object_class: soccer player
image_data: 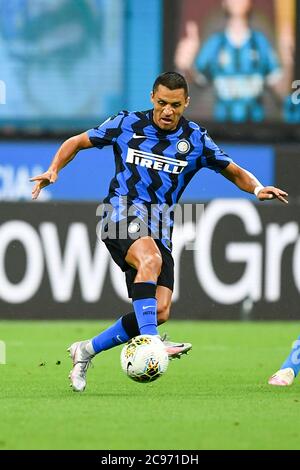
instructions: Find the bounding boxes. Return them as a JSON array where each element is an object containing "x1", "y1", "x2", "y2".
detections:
[
  {"x1": 175, "y1": 0, "x2": 288, "y2": 122},
  {"x1": 31, "y1": 72, "x2": 288, "y2": 392},
  {"x1": 268, "y1": 337, "x2": 300, "y2": 386}
]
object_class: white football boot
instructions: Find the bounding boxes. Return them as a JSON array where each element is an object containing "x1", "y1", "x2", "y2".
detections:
[
  {"x1": 68, "y1": 341, "x2": 94, "y2": 392},
  {"x1": 268, "y1": 367, "x2": 295, "y2": 386},
  {"x1": 160, "y1": 334, "x2": 192, "y2": 360}
]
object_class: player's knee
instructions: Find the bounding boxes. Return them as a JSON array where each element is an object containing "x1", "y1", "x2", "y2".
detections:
[
  {"x1": 140, "y1": 252, "x2": 162, "y2": 275},
  {"x1": 157, "y1": 303, "x2": 171, "y2": 324}
]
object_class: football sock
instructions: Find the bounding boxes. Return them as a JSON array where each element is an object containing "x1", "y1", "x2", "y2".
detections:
[
  {"x1": 88, "y1": 282, "x2": 158, "y2": 354},
  {"x1": 281, "y1": 337, "x2": 300, "y2": 377},
  {"x1": 131, "y1": 281, "x2": 158, "y2": 335},
  {"x1": 121, "y1": 311, "x2": 140, "y2": 338},
  {"x1": 91, "y1": 317, "x2": 130, "y2": 354}
]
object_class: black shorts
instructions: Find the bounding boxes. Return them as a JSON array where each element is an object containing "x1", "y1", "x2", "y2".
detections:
[{"x1": 101, "y1": 217, "x2": 174, "y2": 298}]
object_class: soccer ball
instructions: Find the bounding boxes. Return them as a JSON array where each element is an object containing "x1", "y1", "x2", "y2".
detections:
[{"x1": 120, "y1": 334, "x2": 169, "y2": 383}]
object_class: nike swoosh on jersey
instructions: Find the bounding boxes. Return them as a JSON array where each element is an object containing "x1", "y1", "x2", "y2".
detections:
[{"x1": 132, "y1": 133, "x2": 146, "y2": 139}]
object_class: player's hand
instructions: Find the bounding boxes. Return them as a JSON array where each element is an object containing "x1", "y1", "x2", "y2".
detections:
[
  {"x1": 30, "y1": 169, "x2": 58, "y2": 200},
  {"x1": 174, "y1": 21, "x2": 200, "y2": 71},
  {"x1": 257, "y1": 186, "x2": 288, "y2": 204}
]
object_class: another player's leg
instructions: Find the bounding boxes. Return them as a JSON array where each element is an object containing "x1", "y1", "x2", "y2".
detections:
[{"x1": 268, "y1": 338, "x2": 300, "y2": 386}]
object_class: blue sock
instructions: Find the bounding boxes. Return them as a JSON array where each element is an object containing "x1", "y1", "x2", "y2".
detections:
[
  {"x1": 281, "y1": 337, "x2": 300, "y2": 377},
  {"x1": 91, "y1": 317, "x2": 130, "y2": 354},
  {"x1": 132, "y1": 282, "x2": 158, "y2": 335}
]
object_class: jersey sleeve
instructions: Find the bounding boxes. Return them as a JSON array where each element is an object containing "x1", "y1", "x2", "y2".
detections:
[
  {"x1": 200, "y1": 130, "x2": 233, "y2": 173},
  {"x1": 254, "y1": 32, "x2": 282, "y2": 83},
  {"x1": 87, "y1": 111, "x2": 126, "y2": 148},
  {"x1": 195, "y1": 33, "x2": 222, "y2": 79}
]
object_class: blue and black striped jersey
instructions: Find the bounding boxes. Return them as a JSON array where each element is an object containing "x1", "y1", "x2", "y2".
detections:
[
  {"x1": 196, "y1": 30, "x2": 281, "y2": 122},
  {"x1": 88, "y1": 109, "x2": 232, "y2": 250}
]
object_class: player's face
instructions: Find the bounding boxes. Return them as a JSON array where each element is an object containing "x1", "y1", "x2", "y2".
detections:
[
  {"x1": 223, "y1": 0, "x2": 252, "y2": 17},
  {"x1": 151, "y1": 85, "x2": 190, "y2": 131}
]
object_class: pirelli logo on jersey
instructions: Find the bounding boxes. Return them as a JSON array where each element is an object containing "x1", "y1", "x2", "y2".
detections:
[{"x1": 126, "y1": 148, "x2": 188, "y2": 174}]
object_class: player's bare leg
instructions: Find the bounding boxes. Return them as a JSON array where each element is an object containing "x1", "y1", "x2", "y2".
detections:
[
  {"x1": 125, "y1": 236, "x2": 162, "y2": 284},
  {"x1": 156, "y1": 285, "x2": 172, "y2": 324},
  {"x1": 156, "y1": 285, "x2": 192, "y2": 359}
]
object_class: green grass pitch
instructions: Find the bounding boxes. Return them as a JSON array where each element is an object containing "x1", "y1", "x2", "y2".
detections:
[{"x1": 1, "y1": 320, "x2": 300, "y2": 450}]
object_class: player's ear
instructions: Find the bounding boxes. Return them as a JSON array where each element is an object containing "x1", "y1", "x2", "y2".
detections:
[
  {"x1": 150, "y1": 91, "x2": 154, "y2": 105},
  {"x1": 184, "y1": 96, "x2": 190, "y2": 108}
]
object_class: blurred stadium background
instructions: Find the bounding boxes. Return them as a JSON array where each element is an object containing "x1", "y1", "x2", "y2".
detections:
[
  {"x1": 0, "y1": 0, "x2": 299, "y2": 321},
  {"x1": 1, "y1": 0, "x2": 300, "y2": 451}
]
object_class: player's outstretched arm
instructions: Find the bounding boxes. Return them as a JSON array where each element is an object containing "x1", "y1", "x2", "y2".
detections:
[
  {"x1": 221, "y1": 162, "x2": 288, "y2": 204},
  {"x1": 30, "y1": 132, "x2": 93, "y2": 200}
]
